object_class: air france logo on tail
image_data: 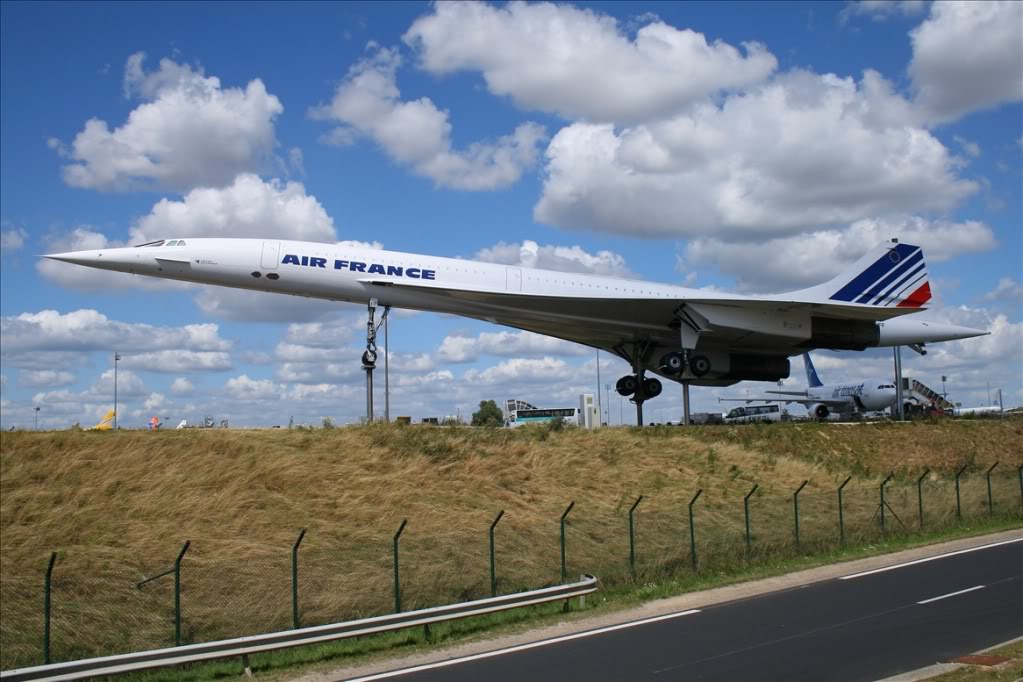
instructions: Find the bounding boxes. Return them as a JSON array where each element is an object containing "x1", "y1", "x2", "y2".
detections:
[{"x1": 829, "y1": 243, "x2": 931, "y2": 308}]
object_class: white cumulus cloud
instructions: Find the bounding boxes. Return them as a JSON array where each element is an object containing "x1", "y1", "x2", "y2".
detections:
[
  {"x1": 535, "y1": 69, "x2": 976, "y2": 240},
  {"x1": 403, "y1": 1, "x2": 777, "y2": 123},
  {"x1": 1, "y1": 227, "x2": 28, "y2": 251},
  {"x1": 685, "y1": 216, "x2": 998, "y2": 292},
  {"x1": 909, "y1": 1, "x2": 1023, "y2": 124},
  {"x1": 58, "y1": 53, "x2": 283, "y2": 191},
  {"x1": 310, "y1": 45, "x2": 545, "y2": 190},
  {"x1": 474, "y1": 240, "x2": 633, "y2": 277}
]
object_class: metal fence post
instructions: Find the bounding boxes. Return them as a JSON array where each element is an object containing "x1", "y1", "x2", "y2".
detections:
[
  {"x1": 744, "y1": 485, "x2": 758, "y2": 556},
  {"x1": 688, "y1": 489, "x2": 703, "y2": 572},
  {"x1": 393, "y1": 519, "x2": 407, "y2": 613},
  {"x1": 43, "y1": 552, "x2": 57, "y2": 664},
  {"x1": 986, "y1": 462, "x2": 1000, "y2": 516},
  {"x1": 838, "y1": 477, "x2": 852, "y2": 545},
  {"x1": 628, "y1": 496, "x2": 644, "y2": 577},
  {"x1": 1018, "y1": 465, "x2": 1023, "y2": 511},
  {"x1": 489, "y1": 510, "x2": 504, "y2": 598},
  {"x1": 954, "y1": 465, "x2": 968, "y2": 521},
  {"x1": 173, "y1": 541, "x2": 190, "y2": 647},
  {"x1": 291, "y1": 529, "x2": 306, "y2": 629},
  {"x1": 917, "y1": 469, "x2": 930, "y2": 528},
  {"x1": 560, "y1": 501, "x2": 575, "y2": 582},
  {"x1": 880, "y1": 473, "x2": 894, "y2": 532},
  {"x1": 793, "y1": 481, "x2": 808, "y2": 550}
]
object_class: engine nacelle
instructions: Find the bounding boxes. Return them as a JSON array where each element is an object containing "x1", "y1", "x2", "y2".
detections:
[
  {"x1": 809, "y1": 403, "x2": 830, "y2": 420},
  {"x1": 721, "y1": 354, "x2": 791, "y2": 382},
  {"x1": 808, "y1": 316, "x2": 880, "y2": 351}
]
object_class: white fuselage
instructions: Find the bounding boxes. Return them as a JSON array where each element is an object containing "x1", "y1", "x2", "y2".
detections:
[
  {"x1": 44, "y1": 237, "x2": 987, "y2": 386},
  {"x1": 808, "y1": 381, "x2": 898, "y2": 414}
]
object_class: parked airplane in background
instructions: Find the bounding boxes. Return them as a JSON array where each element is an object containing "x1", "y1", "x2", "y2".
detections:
[
  {"x1": 45, "y1": 238, "x2": 986, "y2": 422},
  {"x1": 952, "y1": 404, "x2": 1003, "y2": 417},
  {"x1": 87, "y1": 409, "x2": 115, "y2": 431},
  {"x1": 720, "y1": 353, "x2": 898, "y2": 420}
]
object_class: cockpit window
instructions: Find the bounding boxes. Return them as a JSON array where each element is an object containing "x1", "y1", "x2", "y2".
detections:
[
  {"x1": 176, "y1": 240, "x2": 186, "y2": 246},
  {"x1": 167, "y1": 240, "x2": 179, "y2": 246},
  {"x1": 135, "y1": 240, "x2": 165, "y2": 248}
]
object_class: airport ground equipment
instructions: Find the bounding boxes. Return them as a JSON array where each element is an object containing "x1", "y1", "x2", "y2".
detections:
[{"x1": 0, "y1": 576, "x2": 597, "y2": 682}]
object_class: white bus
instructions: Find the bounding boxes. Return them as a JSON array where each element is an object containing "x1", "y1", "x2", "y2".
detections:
[
  {"x1": 723, "y1": 404, "x2": 784, "y2": 424},
  {"x1": 508, "y1": 407, "x2": 580, "y2": 427}
]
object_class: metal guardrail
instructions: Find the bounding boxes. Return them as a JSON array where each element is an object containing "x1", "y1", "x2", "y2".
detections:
[{"x1": 1, "y1": 575, "x2": 597, "y2": 682}]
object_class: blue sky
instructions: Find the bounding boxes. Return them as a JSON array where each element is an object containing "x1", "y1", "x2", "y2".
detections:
[{"x1": 1, "y1": 0, "x2": 1020, "y2": 428}]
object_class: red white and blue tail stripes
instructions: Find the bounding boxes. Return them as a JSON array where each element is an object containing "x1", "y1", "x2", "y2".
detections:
[{"x1": 829, "y1": 243, "x2": 931, "y2": 308}]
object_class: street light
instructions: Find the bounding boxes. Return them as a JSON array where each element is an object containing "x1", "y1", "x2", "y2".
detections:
[
  {"x1": 34, "y1": 406, "x2": 40, "y2": 431},
  {"x1": 941, "y1": 375, "x2": 947, "y2": 398},
  {"x1": 604, "y1": 383, "x2": 611, "y2": 426},
  {"x1": 113, "y1": 352, "x2": 121, "y2": 430}
]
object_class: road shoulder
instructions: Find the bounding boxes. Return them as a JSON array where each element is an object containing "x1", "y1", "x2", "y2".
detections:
[{"x1": 289, "y1": 529, "x2": 1023, "y2": 682}]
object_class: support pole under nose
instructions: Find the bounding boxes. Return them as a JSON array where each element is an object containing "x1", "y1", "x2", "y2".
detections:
[{"x1": 682, "y1": 381, "x2": 691, "y2": 426}]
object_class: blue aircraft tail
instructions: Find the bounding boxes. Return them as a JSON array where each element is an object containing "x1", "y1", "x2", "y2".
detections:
[{"x1": 803, "y1": 353, "x2": 824, "y2": 388}]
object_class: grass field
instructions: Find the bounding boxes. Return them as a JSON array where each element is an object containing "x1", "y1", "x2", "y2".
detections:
[{"x1": 1, "y1": 419, "x2": 1020, "y2": 669}]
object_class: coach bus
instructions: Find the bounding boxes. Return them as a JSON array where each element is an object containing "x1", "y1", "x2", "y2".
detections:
[
  {"x1": 723, "y1": 404, "x2": 785, "y2": 424},
  {"x1": 508, "y1": 407, "x2": 580, "y2": 427}
]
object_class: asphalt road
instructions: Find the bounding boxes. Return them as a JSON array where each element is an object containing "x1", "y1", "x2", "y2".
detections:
[{"x1": 346, "y1": 538, "x2": 1023, "y2": 682}]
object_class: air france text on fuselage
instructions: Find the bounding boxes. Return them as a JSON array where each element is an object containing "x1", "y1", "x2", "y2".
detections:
[{"x1": 282, "y1": 254, "x2": 436, "y2": 280}]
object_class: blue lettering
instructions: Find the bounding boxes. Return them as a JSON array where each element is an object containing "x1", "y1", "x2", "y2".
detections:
[
  {"x1": 386, "y1": 265, "x2": 403, "y2": 276},
  {"x1": 334, "y1": 259, "x2": 349, "y2": 270},
  {"x1": 368, "y1": 263, "x2": 385, "y2": 274},
  {"x1": 350, "y1": 262, "x2": 367, "y2": 273},
  {"x1": 300, "y1": 256, "x2": 309, "y2": 266},
  {"x1": 283, "y1": 254, "x2": 300, "y2": 265},
  {"x1": 406, "y1": 268, "x2": 421, "y2": 278},
  {"x1": 422, "y1": 269, "x2": 436, "y2": 280},
  {"x1": 310, "y1": 257, "x2": 327, "y2": 268}
]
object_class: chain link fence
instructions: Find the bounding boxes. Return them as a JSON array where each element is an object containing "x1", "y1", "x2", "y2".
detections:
[{"x1": 2, "y1": 471, "x2": 1020, "y2": 670}]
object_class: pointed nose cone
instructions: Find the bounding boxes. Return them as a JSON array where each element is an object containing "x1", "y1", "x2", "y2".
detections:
[{"x1": 43, "y1": 250, "x2": 101, "y2": 266}]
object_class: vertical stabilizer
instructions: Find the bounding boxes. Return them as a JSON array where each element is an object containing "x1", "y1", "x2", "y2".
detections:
[
  {"x1": 803, "y1": 353, "x2": 824, "y2": 388},
  {"x1": 790, "y1": 242, "x2": 931, "y2": 309}
]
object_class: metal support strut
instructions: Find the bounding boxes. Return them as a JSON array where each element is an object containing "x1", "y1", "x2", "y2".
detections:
[
  {"x1": 364, "y1": 299, "x2": 378, "y2": 423},
  {"x1": 363, "y1": 301, "x2": 391, "y2": 424}
]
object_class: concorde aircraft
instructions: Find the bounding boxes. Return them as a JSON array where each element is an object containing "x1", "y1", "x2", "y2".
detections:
[
  {"x1": 45, "y1": 238, "x2": 986, "y2": 421},
  {"x1": 719, "y1": 352, "x2": 898, "y2": 420}
]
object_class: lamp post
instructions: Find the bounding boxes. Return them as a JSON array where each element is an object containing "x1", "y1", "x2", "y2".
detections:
[
  {"x1": 34, "y1": 406, "x2": 40, "y2": 431},
  {"x1": 596, "y1": 349, "x2": 602, "y2": 427},
  {"x1": 941, "y1": 375, "x2": 947, "y2": 399},
  {"x1": 604, "y1": 383, "x2": 611, "y2": 426},
  {"x1": 113, "y1": 352, "x2": 120, "y2": 430}
]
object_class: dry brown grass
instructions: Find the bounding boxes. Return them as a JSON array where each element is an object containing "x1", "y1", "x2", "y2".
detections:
[{"x1": 1, "y1": 421, "x2": 1020, "y2": 667}]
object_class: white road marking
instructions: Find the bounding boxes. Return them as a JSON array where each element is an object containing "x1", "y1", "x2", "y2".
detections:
[
  {"x1": 344, "y1": 609, "x2": 703, "y2": 681},
  {"x1": 839, "y1": 537, "x2": 1023, "y2": 580},
  {"x1": 916, "y1": 584, "x2": 986, "y2": 605}
]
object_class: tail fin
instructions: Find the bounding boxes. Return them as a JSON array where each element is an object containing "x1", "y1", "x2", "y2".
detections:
[
  {"x1": 796, "y1": 242, "x2": 931, "y2": 309},
  {"x1": 91, "y1": 409, "x2": 115, "y2": 430},
  {"x1": 803, "y1": 353, "x2": 824, "y2": 388}
]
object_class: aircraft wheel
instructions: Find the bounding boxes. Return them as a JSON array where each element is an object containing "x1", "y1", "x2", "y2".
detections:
[
  {"x1": 616, "y1": 375, "x2": 638, "y2": 397},
  {"x1": 643, "y1": 377, "x2": 663, "y2": 398},
  {"x1": 659, "y1": 352, "x2": 684, "y2": 375},
  {"x1": 689, "y1": 355, "x2": 712, "y2": 377}
]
